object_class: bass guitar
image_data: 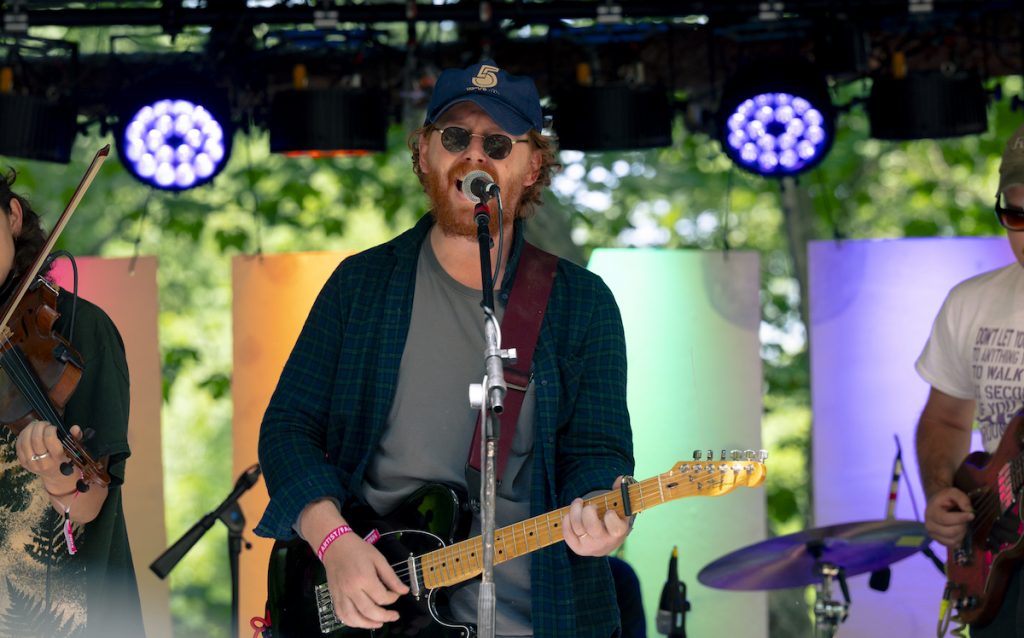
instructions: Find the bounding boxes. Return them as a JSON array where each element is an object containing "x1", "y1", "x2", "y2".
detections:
[
  {"x1": 266, "y1": 453, "x2": 767, "y2": 637},
  {"x1": 947, "y1": 412, "x2": 1024, "y2": 625}
]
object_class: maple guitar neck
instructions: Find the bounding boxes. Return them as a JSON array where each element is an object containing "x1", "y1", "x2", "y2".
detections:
[{"x1": 420, "y1": 453, "x2": 768, "y2": 589}]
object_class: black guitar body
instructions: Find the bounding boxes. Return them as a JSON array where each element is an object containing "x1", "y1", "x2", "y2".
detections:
[
  {"x1": 262, "y1": 458, "x2": 768, "y2": 637},
  {"x1": 266, "y1": 484, "x2": 475, "y2": 638}
]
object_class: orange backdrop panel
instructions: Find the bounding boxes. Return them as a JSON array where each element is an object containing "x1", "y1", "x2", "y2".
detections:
[
  {"x1": 51, "y1": 256, "x2": 171, "y2": 638},
  {"x1": 232, "y1": 252, "x2": 350, "y2": 636}
]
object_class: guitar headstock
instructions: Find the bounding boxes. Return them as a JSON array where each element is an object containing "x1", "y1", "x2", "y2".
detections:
[{"x1": 656, "y1": 449, "x2": 768, "y2": 501}]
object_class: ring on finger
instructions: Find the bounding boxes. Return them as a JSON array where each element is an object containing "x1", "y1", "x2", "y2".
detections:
[{"x1": 30, "y1": 452, "x2": 49, "y2": 461}]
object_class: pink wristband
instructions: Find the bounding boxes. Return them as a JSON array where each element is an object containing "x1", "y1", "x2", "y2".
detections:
[{"x1": 317, "y1": 524, "x2": 353, "y2": 562}]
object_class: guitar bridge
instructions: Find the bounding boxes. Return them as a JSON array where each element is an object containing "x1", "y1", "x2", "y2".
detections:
[{"x1": 315, "y1": 582, "x2": 344, "y2": 634}]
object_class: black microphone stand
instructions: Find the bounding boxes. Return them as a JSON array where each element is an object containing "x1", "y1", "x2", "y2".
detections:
[
  {"x1": 150, "y1": 463, "x2": 261, "y2": 638},
  {"x1": 467, "y1": 192, "x2": 514, "y2": 638}
]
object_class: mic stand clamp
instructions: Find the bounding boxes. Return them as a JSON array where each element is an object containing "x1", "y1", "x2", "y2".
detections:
[{"x1": 467, "y1": 201, "x2": 515, "y2": 638}]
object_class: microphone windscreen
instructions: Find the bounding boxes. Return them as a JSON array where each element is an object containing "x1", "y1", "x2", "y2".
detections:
[{"x1": 461, "y1": 170, "x2": 494, "y2": 203}]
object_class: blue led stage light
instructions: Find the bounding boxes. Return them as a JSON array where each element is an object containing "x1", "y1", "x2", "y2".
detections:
[
  {"x1": 115, "y1": 81, "x2": 233, "y2": 191},
  {"x1": 717, "y1": 61, "x2": 835, "y2": 178}
]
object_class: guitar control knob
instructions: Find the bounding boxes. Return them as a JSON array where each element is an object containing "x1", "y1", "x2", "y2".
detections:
[{"x1": 693, "y1": 449, "x2": 702, "y2": 460}]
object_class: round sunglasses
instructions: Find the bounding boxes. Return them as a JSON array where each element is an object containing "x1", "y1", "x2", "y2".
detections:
[
  {"x1": 995, "y1": 193, "x2": 1024, "y2": 232},
  {"x1": 438, "y1": 126, "x2": 529, "y2": 160}
]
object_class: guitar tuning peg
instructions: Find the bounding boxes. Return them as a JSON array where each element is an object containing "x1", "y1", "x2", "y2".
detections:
[
  {"x1": 758, "y1": 449, "x2": 769, "y2": 462},
  {"x1": 730, "y1": 449, "x2": 741, "y2": 460},
  {"x1": 706, "y1": 449, "x2": 713, "y2": 461},
  {"x1": 721, "y1": 449, "x2": 727, "y2": 461},
  {"x1": 693, "y1": 449, "x2": 702, "y2": 460},
  {"x1": 745, "y1": 449, "x2": 755, "y2": 460}
]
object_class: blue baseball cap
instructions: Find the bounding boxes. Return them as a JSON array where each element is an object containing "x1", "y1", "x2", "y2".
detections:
[{"x1": 424, "y1": 60, "x2": 544, "y2": 136}]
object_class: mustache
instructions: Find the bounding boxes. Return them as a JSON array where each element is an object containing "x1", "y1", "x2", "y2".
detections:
[{"x1": 447, "y1": 164, "x2": 497, "y2": 187}]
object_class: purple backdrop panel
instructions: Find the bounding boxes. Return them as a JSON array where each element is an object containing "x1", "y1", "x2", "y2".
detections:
[{"x1": 810, "y1": 237, "x2": 1015, "y2": 637}]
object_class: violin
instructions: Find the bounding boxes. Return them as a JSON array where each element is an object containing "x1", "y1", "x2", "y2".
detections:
[{"x1": 0, "y1": 145, "x2": 111, "y2": 491}]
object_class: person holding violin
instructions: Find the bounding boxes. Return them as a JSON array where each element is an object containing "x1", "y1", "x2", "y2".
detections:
[{"x1": 0, "y1": 169, "x2": 144, "y2": 637}]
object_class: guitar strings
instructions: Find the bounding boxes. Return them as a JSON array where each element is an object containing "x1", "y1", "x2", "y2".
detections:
[{"x1": 379, "y1": 477, "x2": 683, "y2": 584}]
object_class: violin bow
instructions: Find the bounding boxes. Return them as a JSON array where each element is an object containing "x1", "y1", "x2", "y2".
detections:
[{"x1": 0, "y1": 144, "x2": 110, "y2": 333}]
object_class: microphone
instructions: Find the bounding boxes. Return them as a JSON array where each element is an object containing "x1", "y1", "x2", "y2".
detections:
[
  {"x1": 656, "y1": 546, "x2": 690, "y2": 637},
  {"x1": 869, "y1": 443, "x2": 903, "y2": 592},
  {"x1": 461, "y1": 170, "x2": 500, "y2": 204},
  {"x1": 228, "y1": 463, "x2": 262, "y2": 501}
]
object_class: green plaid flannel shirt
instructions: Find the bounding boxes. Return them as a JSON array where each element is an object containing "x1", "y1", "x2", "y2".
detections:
[{"x1": 256, "y1": 213, "x2": 634, "y2": 637}]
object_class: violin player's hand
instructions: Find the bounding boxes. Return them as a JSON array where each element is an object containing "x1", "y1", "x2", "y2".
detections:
[{"x1": 15, "y1": 420, "x2": 82, "y2": 479}]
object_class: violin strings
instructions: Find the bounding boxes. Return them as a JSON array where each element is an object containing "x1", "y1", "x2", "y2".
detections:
[{"x1": 0, "y1": 332, "x2": 87, "y2": 468}]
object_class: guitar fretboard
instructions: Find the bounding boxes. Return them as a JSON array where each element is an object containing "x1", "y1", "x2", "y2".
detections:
[{"x1": 417, "y1": 461, "x2": 762, "y2": 589}]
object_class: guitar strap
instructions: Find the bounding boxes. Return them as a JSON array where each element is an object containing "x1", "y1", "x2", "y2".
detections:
[{"x1": 465, "y1": 241, "x2": 557, "y2": 505}]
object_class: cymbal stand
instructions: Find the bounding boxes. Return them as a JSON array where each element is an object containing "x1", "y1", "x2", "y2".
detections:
[{"x1": 809, "y1": 541, "x2": 850, "y2": 638}]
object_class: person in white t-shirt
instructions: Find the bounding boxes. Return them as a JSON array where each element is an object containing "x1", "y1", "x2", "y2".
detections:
[{"x1": 916, "y1": 123, "x2": 1024, "y2": 636}]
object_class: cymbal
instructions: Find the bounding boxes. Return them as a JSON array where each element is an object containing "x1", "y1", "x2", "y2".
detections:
[{"x1": 698, "y1": 519, "x2": 930, "y2": 590}]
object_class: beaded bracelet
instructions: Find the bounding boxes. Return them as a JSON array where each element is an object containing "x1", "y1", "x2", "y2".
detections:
[{"x1": 317, "y1": 524, "x2": 353, "y2": 562}]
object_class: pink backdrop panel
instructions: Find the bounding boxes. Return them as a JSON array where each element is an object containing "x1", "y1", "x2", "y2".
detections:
[{"x1": 51, "y1": 255, "x2": 171, "y2": 638}]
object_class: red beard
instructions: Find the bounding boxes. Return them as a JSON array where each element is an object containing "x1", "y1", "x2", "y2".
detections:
[{"x1": 426, "y1": 163, "x2": 525, "y2": 238}]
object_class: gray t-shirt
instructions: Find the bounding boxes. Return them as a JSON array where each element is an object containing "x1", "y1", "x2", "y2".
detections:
[{"x1": 362, "y1": 237, "x2": 536, "y2": 636}]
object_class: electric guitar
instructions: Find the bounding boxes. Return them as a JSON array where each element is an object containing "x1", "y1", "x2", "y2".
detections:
[
  {"x1": 947, "y1": 412, "x2": 1024, "y2": 625},
  {"x1": 265, "y1": 454, "x2": 767, "y2": 637}
]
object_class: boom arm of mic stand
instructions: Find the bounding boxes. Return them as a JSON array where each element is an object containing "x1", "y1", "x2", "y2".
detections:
[
  {"x1": 149, "y1": 463, "x2": 261, "y2": 579},
  {"x1": 149, "y1": 511, "x2": 218, "y2": 579}
]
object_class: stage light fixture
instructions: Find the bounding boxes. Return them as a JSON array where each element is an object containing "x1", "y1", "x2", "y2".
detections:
[
  {"x1": 867, "y1": 70, "x2": 987, "y2": 140},
  {"x1": 269, "y1": 88, "x2": 388, "y2": 157},
  {"x1": 114, "y1": 80, "x2": 233, "y2": 191},
  {"x1": 552, "y1": 85, "x2": 673, "y2": 152},
  {"x1": 0, "y1": 93, "x2": 77, "y2": 163},
  {"x1": 717, "y1": 60, "x2": 836, "y2": 178}
]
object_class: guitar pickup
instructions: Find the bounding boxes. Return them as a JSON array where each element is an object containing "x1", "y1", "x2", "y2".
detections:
[
  {"x1": 998, "y1": 463, "x2": 1017, "y2": 512},
  {"x1": 407, "y1": 554, "x2": 421, "y2": 600},
  {"x1": 954, "y1": 527, "x2": 974, "y2": 566}
]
